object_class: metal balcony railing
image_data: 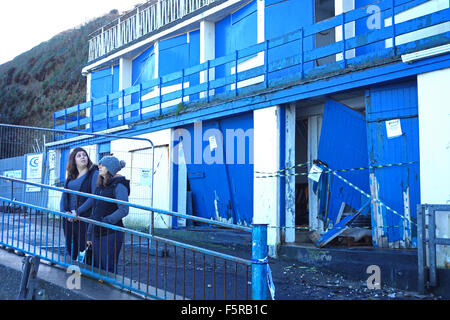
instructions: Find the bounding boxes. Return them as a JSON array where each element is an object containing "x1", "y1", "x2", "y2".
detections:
[{"x1": 88, "y1": 0, "x2": 219, "y2": 61}]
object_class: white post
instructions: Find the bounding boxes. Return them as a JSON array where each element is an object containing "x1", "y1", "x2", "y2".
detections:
[
  {"x1": 308, "y1": 115, "x2": 323, "y2": 233},
  {"x1": 119, "y1": 58, "x2": 133, "y2": 117},
  {"x1": 254, "y1": 106, "x2": 281, "y2": 257},
  {"x1": 85, "y1": 73, "x2": 92, "y2": 129},
  {"x1": 200, "y1": 20, "x2": 215, "y2": 98},
  {"x1": 335, "y1": 0, "x2": 355, "y2": 61},
  {"x1": 285, "y1": 103, "x2": 296, "y2": 243}
]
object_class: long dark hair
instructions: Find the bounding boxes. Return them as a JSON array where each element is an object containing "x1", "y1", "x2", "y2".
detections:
[
  {"x1": 97, "y1": 171, "x2": 114, "y2": 187},
  {"x1": 66, "y1": 147, "x2": 94, "y2": 181}
]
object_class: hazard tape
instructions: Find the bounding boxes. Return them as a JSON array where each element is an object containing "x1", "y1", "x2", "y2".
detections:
[
  {"x1": 255, "y1": 161, "x2": 417, "y2": 179},
  {"x1": 255, "y1": 162, "x2": 310, "y2": 175},
  {"x1": 328, "y1": 168, "x2": 417, "y2": 228},
  {"x1": 256, "y1": 160, "x2": 418, "y2": 231}
]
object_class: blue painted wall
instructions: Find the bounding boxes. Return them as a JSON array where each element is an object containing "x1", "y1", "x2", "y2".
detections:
[
  {"x1": 265, "y1": 0, "x2": 315, "y2": 81},
  {"x1": 354, "y1": 0, "x2": 387, "y2": 58},
  {"x1": 132, "y1": 45, "x2": 155, "y2": 86},
  {"x1": 215, "y1": 0, "x2": 257, "y2": 93},
  {"x1": 91, "y1": 65, "x2": 120, "y2": 131},
  {"x1": 177, "y1": 112, "x2": 254, "y2": 225},
  {"x1": 131, "y1": 45, "x2": 155, "y2": 119},
  {"x1": 159, "y1": 30, "x2": 200, "y2": 100},
  {"x1": 366, "y1": 79, "x2": 420, "y2": 247}
]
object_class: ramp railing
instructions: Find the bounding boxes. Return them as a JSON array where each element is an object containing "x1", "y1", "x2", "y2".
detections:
[
  {"x1": 417, "y1": 204, "x2": 450, "y2": 294},
  {"x1": 0, "y1": 175, "x2": 267, "y2": 300}
]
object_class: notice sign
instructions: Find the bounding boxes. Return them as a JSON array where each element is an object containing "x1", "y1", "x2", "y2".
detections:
[
  {"x1": 208, "y1": 135, "x2": 218, "y2": 151},
  {"x1": 385, "y1": 119, "x2": 403, "y2": 139},
  {"x1": 26, "y1": 154, "x2": 43, "y2": 192},
  {"x1": 140, "y1": 169, "x2": 152, "y2": 186},
  {"x1": 3, "y1": 170, "x2": 22, "y2": 179},
  {"x1": 308, "y1": 164, "x2": 323, "y2": 183}
]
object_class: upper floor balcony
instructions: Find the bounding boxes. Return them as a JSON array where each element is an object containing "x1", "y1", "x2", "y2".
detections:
[
  {"x1": 88, "y1": 0, "x2": 221, "y2": 62},
  {"x1": 54, "y1": 0, "x2": 450, "y2": 137}
]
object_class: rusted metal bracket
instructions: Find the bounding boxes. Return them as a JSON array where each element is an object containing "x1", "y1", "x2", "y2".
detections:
[{"x1": 17, "y1": 256, "x2": 46, "y2": 300}]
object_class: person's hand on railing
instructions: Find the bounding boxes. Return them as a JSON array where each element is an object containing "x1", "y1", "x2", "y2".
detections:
[{"x1": 66, "y1": 210, "x2": 76, "y2": 222}]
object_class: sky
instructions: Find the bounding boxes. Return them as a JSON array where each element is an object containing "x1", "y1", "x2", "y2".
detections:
[{"x1": 0, "y1": 0, "x2": 142, "y2": 65}]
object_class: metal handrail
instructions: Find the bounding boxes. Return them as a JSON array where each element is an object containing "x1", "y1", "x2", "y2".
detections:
[
  {"x1": 0, "y1": 176, "x2": 266, "y2": 300},
  {"x1": 0, "y1": 175, "x2": 252, "y2": 232},
  {"x1": 88, "y1": 0, "x2": 218, "y2": 61}
]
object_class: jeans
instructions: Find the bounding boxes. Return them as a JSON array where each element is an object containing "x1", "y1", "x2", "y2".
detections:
[
  {"x1": 63, "y1": 219, "x2": 88, "y2": 261},
  {"x1": 91, "y1": 230, "x2": 124, "y2": 274}
]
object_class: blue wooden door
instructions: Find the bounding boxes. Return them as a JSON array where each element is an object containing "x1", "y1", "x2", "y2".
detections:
[
  {"x1": 366, "y1": 80, "x2": 420, "y2": 248},
  {"x1": 178, "y1": 112, "x2": 254, "y2": 225},
  {"x1": 318, "y1": 99, "x2": 370, "y2": 228}
]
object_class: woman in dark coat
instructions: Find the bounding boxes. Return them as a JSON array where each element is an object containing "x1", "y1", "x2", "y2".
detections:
[
  {"x1": 87, "y1": 155, "x2": 130, "y2": 273},
  {"x1": 60, "y1": 147, "x2": 99, "y2": 261}
]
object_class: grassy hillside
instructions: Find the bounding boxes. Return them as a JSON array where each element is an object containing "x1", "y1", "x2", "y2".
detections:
[{"x1": 0, "y1": 11, "x2": 120, "y2": 128}]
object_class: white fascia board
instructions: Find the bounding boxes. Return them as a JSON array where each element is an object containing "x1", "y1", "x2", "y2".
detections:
[
  {"x1": 82, "y1": 0, "x2": 249, "y2": 76},
  {"x1": 402, "y1": 44, "x2": 450, "y2": 64}
]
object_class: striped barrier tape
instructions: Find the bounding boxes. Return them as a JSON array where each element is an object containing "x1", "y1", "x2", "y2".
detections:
[{"x1": 255, "y1": 161, "x2": 417, "y2": 179}]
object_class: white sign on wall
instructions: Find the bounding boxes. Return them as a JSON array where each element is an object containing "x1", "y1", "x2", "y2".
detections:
[
  {"x1": 26, "y1": 154, "x2": 43, "y2": 192},
  {"x1": 385, "y1": 119, "x2": 403, "y2": 139},
  {"x1": 140, "y1": 169, "x2": 152, "y2": 186}
]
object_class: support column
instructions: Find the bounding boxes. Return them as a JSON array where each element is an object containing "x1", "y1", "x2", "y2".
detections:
[
  {"x1": 119, "y1": 58, "x2": 133, "y2": 110},
  {"x1": 200, "y1": 20, "x2": 215, "y2": 98},
  {"x1": 335, "y1": 0, "x2": 355, "y2": 61},
  {"x1": 418, "y1": 67, "x2": 450, "y2": 268},
  {"x1": 308, "y1": 115, "x2": 323, "y2": 233},
  {"x1": 254, "y1": 106, "x2": 281, "y2": 258},
  {"x1": 285, "y1": 103, "x2": 296, "y2": 243},
  {"x1": 85, "y1": 73, "x2": 92, "y2": 129}
]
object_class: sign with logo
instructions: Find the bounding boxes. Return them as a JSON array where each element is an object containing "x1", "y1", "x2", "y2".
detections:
[{"x1": 26, "y1": 154, "x2": 43, "y2": 192}]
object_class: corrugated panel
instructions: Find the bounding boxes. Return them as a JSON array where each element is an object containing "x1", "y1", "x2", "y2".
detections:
[
  {"x1": 318, "y1": 99, "x2": 370, "y2": 228},
  {"x1": 366, "y1": 79, "x2": 420, "y2": 248}
]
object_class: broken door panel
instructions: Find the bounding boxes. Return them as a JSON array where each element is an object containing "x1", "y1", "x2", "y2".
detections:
[
  {"x1": 366, "y1": 80, "x2": 420, "y2": 248},
  {"x1": 317, "y1": 99, "x2": 370, "y2": 229}
]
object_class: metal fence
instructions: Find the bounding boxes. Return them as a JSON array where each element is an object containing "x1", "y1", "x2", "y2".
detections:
[
  {"x1": 0, "y1": 124, "x2": 267, "y2": 300},
  {"x1": 0, "y1": 124, "x2": 157, "y2": 234},
  {"x1": 417, "y1": 204, "x2": 450, "y2": 294}
]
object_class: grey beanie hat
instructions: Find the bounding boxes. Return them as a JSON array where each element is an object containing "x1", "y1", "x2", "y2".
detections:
[{"x1": 99, "y1": 156, "x2": 126, "y2": 176}]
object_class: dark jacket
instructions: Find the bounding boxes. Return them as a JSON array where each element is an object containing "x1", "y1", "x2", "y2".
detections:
[
  {"x1": 89, "y1": 176, "x2": 130, "y2": 238},
  {"x1": 62, "y1": 165, "x2": 99, "y2": 217}
]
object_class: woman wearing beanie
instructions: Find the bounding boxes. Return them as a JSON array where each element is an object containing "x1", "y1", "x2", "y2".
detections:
[
  {"x1": 60, "y1": 147, "x2": 99, "y2": 262},
  {"x1": 86, "y1": 155, "x2": 130, "y2": 273}
]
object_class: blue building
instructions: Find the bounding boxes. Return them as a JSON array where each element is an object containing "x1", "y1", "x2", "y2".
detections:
[{"x1": 51, "y1": 0, "x2": 450, "y2": 259}]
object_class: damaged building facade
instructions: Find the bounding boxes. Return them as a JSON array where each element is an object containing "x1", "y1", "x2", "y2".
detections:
[{"x1": 47, "y1": 0, "x2": 449, "y2": 260}]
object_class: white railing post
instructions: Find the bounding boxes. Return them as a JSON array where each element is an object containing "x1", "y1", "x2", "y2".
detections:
[
  {"x1": 118, "y1": 18, "x2": 122, "y2": 48},
  {"x1": 157, "y1": 0, "x2": 162, "y2": 28}
]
